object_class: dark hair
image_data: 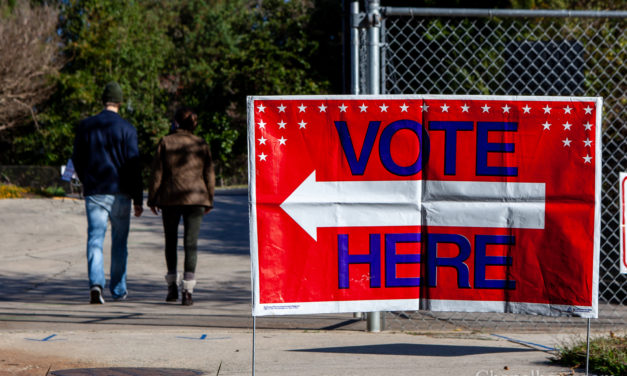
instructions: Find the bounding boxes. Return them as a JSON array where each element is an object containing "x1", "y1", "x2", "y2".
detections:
[{"x1": 174, "y1": 107, "x2": 197, "y2": 131}]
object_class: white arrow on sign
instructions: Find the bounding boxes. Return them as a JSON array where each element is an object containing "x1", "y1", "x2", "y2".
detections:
[{"x1": 280, "y1": 171, "x2": 545, "y2": 240}]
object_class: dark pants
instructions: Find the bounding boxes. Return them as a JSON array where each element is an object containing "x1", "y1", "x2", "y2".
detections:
[{"x1": 161, "y1": 205, "x2": 205, "y2": 277}]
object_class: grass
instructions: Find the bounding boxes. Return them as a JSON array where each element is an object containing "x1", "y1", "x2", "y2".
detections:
[
  {"x1": 552, "y1": 332, "x2": 626, "y2": 376},
  {"x1": 0, "y1": 184, "x2": 66, "y2": 199}
]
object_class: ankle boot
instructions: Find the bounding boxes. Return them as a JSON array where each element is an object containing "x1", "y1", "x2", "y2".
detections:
[
  {"x1": 165, "y1": 273, "x2": 180, "y2": 302},
  {"x1": 181, "y1": 279, "x2": 196, "y2": 306}
]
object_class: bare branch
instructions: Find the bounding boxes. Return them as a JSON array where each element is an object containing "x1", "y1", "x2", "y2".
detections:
[{"x1": 0, "y1": 0, "x2": 65, "y2": 132}]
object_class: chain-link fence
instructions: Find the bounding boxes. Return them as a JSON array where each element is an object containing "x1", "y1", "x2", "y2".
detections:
[{"x1": 353, "y1": 5, "x2": 626, "y2": 331}]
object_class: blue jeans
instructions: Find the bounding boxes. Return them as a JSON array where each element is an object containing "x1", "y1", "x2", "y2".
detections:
[{"x1": 85, "y1": 194, "x2": 131, "y2": 299}]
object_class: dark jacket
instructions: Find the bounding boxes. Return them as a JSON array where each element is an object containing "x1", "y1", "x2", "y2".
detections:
[
  {"x1": 72, "y1": 110, "x2": 143, "y2": 205},
  {"x1": 148, "y1": 129, "x2": 215, "y2": 208}
]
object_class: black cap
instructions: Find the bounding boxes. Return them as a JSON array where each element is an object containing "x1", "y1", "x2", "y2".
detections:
[{"x1": 102, "y1": 81, "x2": 123, "y2": 103}]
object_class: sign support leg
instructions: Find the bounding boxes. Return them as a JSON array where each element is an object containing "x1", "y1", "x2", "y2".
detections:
[
  {"x1": 585, "y1": 318, "x2": 590, "y2": 376},
  {"x1": 252, "y1": 316, "x2": 256, "y2": 376}
]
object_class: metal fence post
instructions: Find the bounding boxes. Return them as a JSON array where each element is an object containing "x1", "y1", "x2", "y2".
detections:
[
  {"x1": 350, "y1": 0, "x2": 364, "y2": 322},
  {"x1": 367, "y1": 0, "x2": 381, "y2": 95},
  {"x1": 366, "y1": 0, "x2": 383, "y2": 333},
  {"x1": 350, "y1": 1, "x2": 360, "y2": 96}
]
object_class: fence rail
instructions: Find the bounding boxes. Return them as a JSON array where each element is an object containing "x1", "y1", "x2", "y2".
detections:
[{"x1": 353, "y1": 3, "x2": 626, "y2": 331}]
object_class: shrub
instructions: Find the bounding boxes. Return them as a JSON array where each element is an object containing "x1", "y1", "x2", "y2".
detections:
[
  {"x1": 553, "y1": 332, "x2": 626, "y2": 376},
  {"x1": 0, "y1": 184, "x2": 29, "y2": 199}
]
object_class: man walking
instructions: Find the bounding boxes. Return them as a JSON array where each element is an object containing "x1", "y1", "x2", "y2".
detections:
[{"x1": 72, "y1": 81, "x2": 144, "y2": 304}]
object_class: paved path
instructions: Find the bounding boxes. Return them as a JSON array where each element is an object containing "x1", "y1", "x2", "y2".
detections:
[{"x1": 0, "y1": 194, "x2": 586, "y2": 375}]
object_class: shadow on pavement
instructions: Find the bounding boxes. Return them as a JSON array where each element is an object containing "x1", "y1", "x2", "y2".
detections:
[
  {"x1": 199, "y1": 193, "x2": 250, "y2": 256},
  {"x1": 139, "y1": 193, "x2": 250, "y2": 256},
  {"x1": 0, "y1": 275, "x2": 251, "y2": 305},
  {"x1": 51, "y1": 368, "x2": 205, "y2": 376},
  {"x1": 291, "y1": 343, "x2": 535, "y2": 356}
]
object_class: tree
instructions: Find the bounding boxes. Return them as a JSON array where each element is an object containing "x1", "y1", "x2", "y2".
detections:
[
  {"x1": 8, "y1": 0, "x2": 174, "y2": 166},
  {"x1": 169, "y1": 0, "x2": 333, "y2": 183},
  {"x1": 0, "y1": 0, "x2": 64, "y2": 132}
]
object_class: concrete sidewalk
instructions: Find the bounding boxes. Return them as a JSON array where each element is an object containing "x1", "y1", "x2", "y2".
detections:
[{"x1": 0, "y1": 195, "x2": 586, "y2": 375}]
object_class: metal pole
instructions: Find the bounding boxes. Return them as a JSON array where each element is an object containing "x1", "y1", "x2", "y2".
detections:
[
  {"x1": 252, "y1": 316, "x2": 256, "y2": 376},
  {"x1": 585, "y1": 318, "x2": 590, "y2": 376},
  {"x1": 367, "y1": 0, "x2": 381, "y2": 95},
  {"x1": 350, "y1": 0, "x2": 364, "y2": 322},
  {"x1": 350, "y1": 1, "x2": 360, "y2": 95},
  {"x1": 367, "y1": 311, "x2": 382, "y2": 332},
  {"x1": 381, "y1": 7, "x2": 627, "y2": 18},
  {"x1": 365, "y1": 0, "x2": 382, "y2": 334}
]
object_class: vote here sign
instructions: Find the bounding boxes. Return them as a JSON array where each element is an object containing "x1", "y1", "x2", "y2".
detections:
[{"x1": 248, "y1": 95, "x2": 601, "y2": 318}]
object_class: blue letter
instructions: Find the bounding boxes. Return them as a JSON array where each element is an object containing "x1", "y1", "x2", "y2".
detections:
[
  {"x1": 335, "y1": 121, "x2": 380, "y2": 175},
  {"x1": 474, "y1": 235, "x2": 516, "y2": 289},
  {"x1": 476, "y1": 122, "x2": 518, "y2": 176},
  {"x1": 385, "y1": 233, "x2": 421, "y2": 287},
  {"x1": 379, "y1": 119, "x2": 430, "y2": 176},
  {"x1": 428, "y1": 121, "x2": 474, "y2": 175},
  {"x1": 426, "y1": 233, "x2": 471, "y2": 288},
  {"x1": 338, "y1": 234, "x2": 381, "y2": 289}
]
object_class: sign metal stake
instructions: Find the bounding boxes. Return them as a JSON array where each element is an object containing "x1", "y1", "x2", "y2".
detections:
[
  {"x1": 585, "y1": 318, "x2": 590, "y2": 376},
  {"x1": 252, "y1": 316, "x2": 256, "y2": 376}
]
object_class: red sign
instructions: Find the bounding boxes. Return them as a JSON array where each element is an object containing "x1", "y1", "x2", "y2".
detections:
[
  {"x1": 248, "y1": 95, "x2": 601, "y2": 318},
  {"x1": 621, "y1": 172, "x2": 627, "y2": 274}
]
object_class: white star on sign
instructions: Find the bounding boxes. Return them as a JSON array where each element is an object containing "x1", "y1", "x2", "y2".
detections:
[
  {"x1": 584, "y1": 106, "x2": 593, "y2": 114},
  {"x1": 583, "y1": 138, "x2": 593, "y2": 147},
  {"x1": 278, "y1": 120, "x2": 287, "y2": 129},
  {"x1": 379, "y1": 104, "x2": 388, "y2": 112},
  {"x1": 258, "y1": 136, "x2": 267, "y2": 145},
  {"x1": 400, "y1": 103, "x2": 409, "y2": 112},
  {"x1": 563, "y1": 121, "x2": 572, "y2": 130},
  {"x1": 481, "y1": 104, "x2": 490, "y2": 113},
  {"x1": 359, "y1": 103, "x2": 368, "y2": 112},
  {"x1": 461, "y1": 104, "x2": 469, "y2": 112},
  {"x1": 564, "y1": 105, "x2": 573, "y2": 114},
  {"x1": 339, "y1": 104, "x2": 348, "y2": 112},
  {"x1": 277, "y1": 104, "x2": 286, "y2": 113},
  {"x1": 542, "y1": 121, "x2": 551, "y2": 130},
  {"x1": 440, "y1": 104, "x2": 450, "y2": 112},
  {"x1": 422, "y1": 103, "x2": 429, "y2": 112},
  {"x1": 584, "y1": 122, "x2": 593, "y2": 130},
  {"x1": 583, "y1": 155, "x2": 592, "y2": 163},
  {"x1": 502, "y1": 104, "x2": 511, "y2": 113},
  {"x1": 522, "y1": 105, "x2": 531, "y2": 114},
  {"x1": 298, "y1": 104, "x2": 307, "y2": 113},
  {"x1": 562, "y1": 138, "x2": 572, "y2": 147},
  {"x1": 257, "y1": 104, "x2": 266, "y2": 113},
  {"x1": 258, "y1": 120, "x2": 266, "y2": 129},
  {"x1": 259, "y1": 153, "x2": 267, "y2": 161},
  {"x1": 278, "y1": 137, "x2": 287, "y2": 146},
  {"x1": 543, "y1": 105, "x2": 552, "y2": 114},
  {"x1": 298, "y1": 120, "x2": 307, "y2": 129},
  {"x1": 318, "y1": 104, "x2": 327, "y2": 112}
]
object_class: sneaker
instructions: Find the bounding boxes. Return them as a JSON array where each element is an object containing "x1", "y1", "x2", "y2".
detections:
[
  {"x1": 113, "y1": 292, "x2": 128, "y2": 302},
  {"x1": 90, "y1": 286, "x2": 105, "y2": 304},
  {"x1": 166, "y1": 283, "x2": 178, "y2": 302},
  {"x1": 181, "y1": 291, "x2": 193, "y2": 306}
]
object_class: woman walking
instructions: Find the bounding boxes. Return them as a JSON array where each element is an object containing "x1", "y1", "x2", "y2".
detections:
[{"x1": 148, "y1": 107, "x2": 215, "y2": 305}]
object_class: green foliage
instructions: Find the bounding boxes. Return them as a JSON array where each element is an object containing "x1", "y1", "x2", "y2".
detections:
[
  {"x1": 166, "y1": 0, "x2": 331, "y2": 180},
  {"x1": 553, "y1": 333, "x2": 627, "y2": 375},
  {"x1": 40, "y1": 185, "x2": 66, "y2": 197}
]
